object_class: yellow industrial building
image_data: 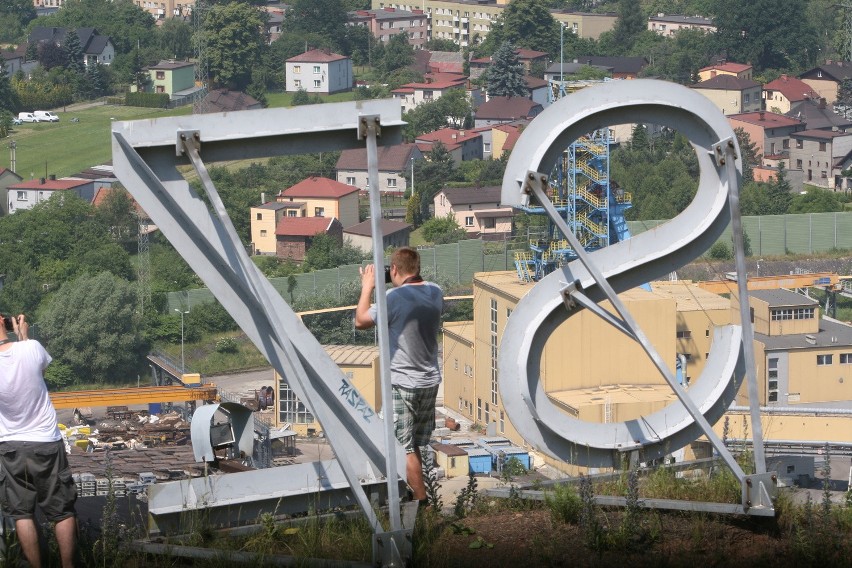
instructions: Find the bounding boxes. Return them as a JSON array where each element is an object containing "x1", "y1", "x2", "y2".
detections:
[{"x1": 443, "y1": 271, "x2": 852, "y2": 474}]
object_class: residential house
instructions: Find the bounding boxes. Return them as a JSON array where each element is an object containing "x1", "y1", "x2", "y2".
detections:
[
  {"x1": 555, "y1": 56, "x2": 647, "y2": 79},
  {"x1": 525, "y1": 75, "x2": 549, "y2": 107},
  {"x1": 137, "y1": 60, "x2": 197, "y2": 99},
  {"x1": 470, "y1": 48, "x2": 548, "y2": 80},
  {"x1": 415, "y1": 128, "x2": 483, "y2": 163},
  {"x1": 6, "y1": 177, "x2": 95, "y2": 214},
  {"x1": 786, "y1": 96, "x2": 852, "y2": 132},
  {"x1": 391, "y1": 74, "x2": 467, "y2": 113},
  {"x1": 201, "y1": 89, "x2": 263, "y2": 113},
  {"x1": 428, "y1": 51, "x2": 464, "y2": 74},
  {"x1": 763, "y1": 75, "x2": 820, "y2": 114},
  {"x1": 251, "y1": 202, "x2": 293, "y2": 255},
  {"x1": 28, "y1": 27, "x2": 115, "y2": 67},
  {"x1": 132, "y1": 0, "x2": 194, "y2": 20},
  {"x1": 544, "y1": 62, "x2": 612, "y2": 82},
  {"x1": 433, "y1": 185, "x2": 513, "y2": 240},
  {"x1": 336, "y1": 143, "x2": 423, "y2": 195},
  {"x1": 277, "y1": 177, "x2": 360, "y2": 228},
  {"x1": 730, "y1": 289, "x2": 852, "y2": 407},
  {"x1": 489, "y1": 120, "x2": 527, "y2": 159},
  {"x1": 647, "y1": 13, "x2": 715, "y2": 36},
  {"x1": 343, "y1": 219, "x2": 412, "y2": 253},
  {"x1": 0, "y1": 168, "x2": 23, "y2": 216},
  {"x1": 697, "y1": 61, "x2": 753, "y2": 82},
  {"x1": 348, "y1": 7, "x2": 428, "y2": 47},
  {"x1": 1, "y1": 51, "x2": 23, "y2": 76},
  {"x1": 474, "y1": 96, "x2": 542, "y2": 127},
  {"x1": 692, "y1": 75, "x2": 762, "y2": 115},
  {"x1": 727, "y1": 111, "x2": 804, "y2": 163},
  {"x1": 285, "y1": 49, "x2": 353, "y2": 94},
  {"x1": 550, "y1": 11, "x2": 617, "y2": 39},
  {"x1": 275, "y1": 216, "x2": 343, "y2": 262},
  {"x1": 799, "y1": 61, "x2": 852, "y2": 104},
  {"x1": 789, "y1": 129, "x2": 852, "y2": 189}
]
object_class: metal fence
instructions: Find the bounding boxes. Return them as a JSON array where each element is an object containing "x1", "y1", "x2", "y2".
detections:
[{"x1": 167, "y1": 212, "x2": 852, "y2": 312}]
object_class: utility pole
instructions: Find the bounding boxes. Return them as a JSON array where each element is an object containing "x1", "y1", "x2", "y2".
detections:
[
  {"x1": 193, "y1": 0, "x2": 210, "y2": 114},
  {"x1": 9, "y1": 141, "x2": 15, "y2": 173}
]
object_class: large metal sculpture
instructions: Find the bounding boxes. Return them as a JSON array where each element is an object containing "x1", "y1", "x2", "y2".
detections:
[
  {"x1": 499, "y1": 80, "x2": 774, "y2": 514},
  {"x1": 111, "y1": 80, "x2": 775, "y2": 568}
]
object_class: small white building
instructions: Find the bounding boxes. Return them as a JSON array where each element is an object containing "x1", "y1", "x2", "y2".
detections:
[
  {"x1": 6, "y1": 177, "x2": 95, "y2": 214},
  {"x1": 285, "y1": 49, "x2": 353, "y2": 94}
]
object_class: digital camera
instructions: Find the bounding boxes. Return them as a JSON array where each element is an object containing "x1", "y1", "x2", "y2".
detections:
[
  {"x1": 2, "y1": 315, "x2": 13, "y2": 332},
  {"x1": 384, "y1": 265, "x2": 392, "y2": 284}
]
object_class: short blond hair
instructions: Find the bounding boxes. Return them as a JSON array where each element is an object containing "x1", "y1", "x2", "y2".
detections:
[{"x1": 390, "y1": 247, "x2": 420, "y2": 277}]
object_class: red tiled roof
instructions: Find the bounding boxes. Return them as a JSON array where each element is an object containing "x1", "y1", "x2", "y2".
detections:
[
  {"x1": 493, "y1": 122, "x2": 527, "y2": 152},
  {"x1": 392, "y1": 79, "x2": 465, "y2": 92},
  {"x1": 282, "y1": 177, "x2": 359, "y2": 199},
  {"x1": 700, "y1": 62, "x2": 752, "y2": 73},
  {"x1": 91, "y1": 187, "x2": 145, "y2": 215},
  {"x1": 476, "y1": 97, "x2": 542, "y2": 120},
  {"x1": 728, "y1": 112, "x2": 803, "y2": 128},
  {"x1": 415, "y1": 128, "x2": 481, "y2": 149},
  {"x1": 9, "y1": 178, "x2": 90, "y2": 190},
  {"x1": 275, "y1": 216, "x2": 338, "y2": 236},
  {"x1": 763, "y1": 75, "x2": 820, "y2": 103},
  {"x1": 792, "y1": 129, "x2": 852, "y2": 140},
  {"x1": 336, "y1": 143, "x2": 420, "y2": 171},
  {"x1": 286, "y1": 49, "x2": 347, "y2": 63}
]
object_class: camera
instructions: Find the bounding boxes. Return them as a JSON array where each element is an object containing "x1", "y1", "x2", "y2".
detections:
[
  {"x1": 2, "y1": 315, "x2": 13, "y2": 332},
  {"x1": 384, "y1": 265, "x2": 392, "y2": 284}
]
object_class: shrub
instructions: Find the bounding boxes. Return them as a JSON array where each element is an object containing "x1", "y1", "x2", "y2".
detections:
[
  {"x1": 544, "y1": 483, "x2": 582, "y2": 524},
  {"x1": 125, "y1": 92, "x2": 169, "y2": 108}
]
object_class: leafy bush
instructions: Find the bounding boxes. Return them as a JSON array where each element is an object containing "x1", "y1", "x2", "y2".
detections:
[
  {"x1": 125, "y1": 91, "x2": 169, "y2": 108},
  {"x1": 707, "y1": 241, "x2": 733, "y2": 260},
  {"x1": 215, "y1": 337, "x2": 238, "y2": 354},
  {"x1": 544, "y1": 483, "x2": 582, "y2": 524}
]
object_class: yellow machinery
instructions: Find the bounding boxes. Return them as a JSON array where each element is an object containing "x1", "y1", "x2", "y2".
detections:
[{"x1": 49, "y1": 384, "x2": 218, "y2": 410}]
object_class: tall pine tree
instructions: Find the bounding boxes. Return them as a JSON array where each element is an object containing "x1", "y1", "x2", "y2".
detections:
[
  {"x1": 63, "y1": 29, "x2": 85, "y2": 75},
  {"x1": 484, "y1": 42, "x2": 528, "y2": 98}
]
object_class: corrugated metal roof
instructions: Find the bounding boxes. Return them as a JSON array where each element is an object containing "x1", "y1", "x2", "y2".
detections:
[
  {"x1": 750, "y1": 289, "x2": 818, "y2": 307},
  {"x1": 323, "y1": 344, "x2": 378, "y2": 366}
]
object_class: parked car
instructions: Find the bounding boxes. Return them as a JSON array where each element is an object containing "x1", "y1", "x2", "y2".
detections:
[
  {"x1": 18, "y1": 112, "x2": 38, "y2": 123},
  {"x1": 34, "y1": 110, "x2": 59, "y2": 122},
  {"x1": 12, "y1": 117, "x2": 21, "y2": 125}
]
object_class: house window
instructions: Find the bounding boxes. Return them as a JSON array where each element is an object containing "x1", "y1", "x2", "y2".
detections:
[
  {"x1": 450, "y1": 457, "x2": 456, "y2": 468},
  {"x1": 676, "y1": 330, "x2": 692, "y2": 339},
  {"x1": 484, "y1": 142, "x2": 491, "y2": 152},
  {"x1": 294, "y1": 80, "x2": 302, "y2": 88},
  {"x1": 840, "y1": 353, "x2": 852, "y2": 364},
  {"x1": 796, "y1": 139, "x2": 803, "y2": 149},
  {"x1": 346, "y1": 176, "x2": 356, "y2": 185},
  {"x1": 313, "y1": 79, "x2": 321, "y2": 88},
  {"x1": 287, "y1": 210, "x2": 297, "y2": 217},
  {"x1": 817, "y1": 354, "x2": 833, "y2": 366},
  {"x1": 797, "y1": 159, "x2": 803, "y2": 169},
  {"x1": 465, "y1": 216, "x2": 474, "y2": 227},
  {"x1": 16, "y1": 191, "x2": 26, "y2": 201},
  {"x1": 499, "y1": 410, "x2": 505, "y2": 433},
  {"x1": 256, "y1": 213, "x2": 262, "y2": 220},
  {"x1": 293, "y1": 65, "x2": 301, "y2": 73},
  {"x1": 744, "y1": 94, "x2": 750, "y2": 103},
  {"x1": 490, "y1": 298, "x2": 498, "y2": 405},
  {"x1": 156, "y1": 71, "x2": 165, "y2": 80},
  {"x1": 483, "y1": 218, "x2": 495, "y2": 229},
  {"x1": 423, "y1": 90, "x2": 433, "y2": 100},
  {"x1": 279, "y1": 380, "x2": 314, "y2": 424},
  {"x1": 387, "y1": 178, "x2": 397, "y2": 187},
  {"x1": 484, "y1": 402, "x2": 490, "y2": 424},
  {"x1": 477, "y1": 398, "x2": 481, "y2": 420},
  {"x1": 313, "y1": 65, "x2": 321, "y2": 74},
  {"x1": 819, "y1": 142, "x2": 827, "y2": 151},
  {"x1": 260, "y1": 229, "x2": 267, "y2": 237},
  {"x1": 314, "y1": 207, "x2": 325, "y2": 217},
  {"x1": 783, "y1": 139, "x2": 789, "y2": 149},
  {"x1": 156, "y1": 85, "x2": 165, "y2": 93},
  {"x1": 821, "y1": 171, "x2": 828, "y2": 178}
]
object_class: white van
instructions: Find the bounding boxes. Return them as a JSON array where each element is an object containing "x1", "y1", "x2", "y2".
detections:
[
  {"x1": 18, "y1": 112, "x2": 38, "y2": 123},
  {"x1": 34, "y1": 110, "x2": 59, "y2": 122}
]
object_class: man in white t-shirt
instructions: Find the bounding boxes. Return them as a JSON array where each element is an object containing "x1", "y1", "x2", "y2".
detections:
[
  {"x1": 0, "y1": 314, "x2": 77, "y2": 568},
  {"x1": 355, "y1": 247, "x2": 443, "y2": 506}
]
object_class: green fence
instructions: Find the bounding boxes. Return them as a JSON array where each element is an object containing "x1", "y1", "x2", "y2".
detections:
[{"x1": 167, "y1": 212, "x2": 852, "y2": 312}]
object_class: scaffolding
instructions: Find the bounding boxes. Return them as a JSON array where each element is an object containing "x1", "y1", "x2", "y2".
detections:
[{"x1": 514, "y1": 129, "x2": 634, "y2": 281}]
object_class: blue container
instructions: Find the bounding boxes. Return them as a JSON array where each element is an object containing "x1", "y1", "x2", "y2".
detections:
[{"x1": 149, "y1": 402, "x2": 162, "y2": 415}]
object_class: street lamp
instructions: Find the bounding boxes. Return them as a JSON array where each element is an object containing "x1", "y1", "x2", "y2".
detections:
[
  {"x1": 559, "y1": 21, "x2": 567, "y2": 99},
  {"x1": 174, "y1": 308, "x2": 189, "y2": 373}
]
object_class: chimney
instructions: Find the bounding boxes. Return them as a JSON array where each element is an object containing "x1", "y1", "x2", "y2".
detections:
[
  {"x1": 261, "y1": 192, "x2": 266, "y2": 204},
  {"x1": 40, "y1": 177, "x2": 45, "y2": 185},
  {"x1": 759, "y1": 111, "x2": 765, "y2": 120},
  {"x1": 459, "y1": 130, "x2": 465, "y2": 137},
  {"x1": 451, "y1": 134, "x2": 457, "y2": 140},
  {"x1": 780, "y1": 74, "x2": 787, "y2": 81},
  {"x1": 819, "y1": 97, "x2": 827, "y2": 109},
  {"x1": 49, "y1": 174, "x2": 55, "y2": 180}
]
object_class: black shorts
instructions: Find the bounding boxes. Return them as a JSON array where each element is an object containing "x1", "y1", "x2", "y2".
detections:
[{"x1": 0, "y1": 440, "x2": 77, "y2": 522}]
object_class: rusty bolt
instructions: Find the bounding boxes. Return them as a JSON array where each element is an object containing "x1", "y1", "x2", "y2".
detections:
[
  {"x1": 180, "y1": 134, "x2": 187, "y2": 140},
  {"x1": 528, "y1": 173, "x2": 535, "y2": 180},
  {"x1": 746, "y1": 478, "x2": 752, "y2": 487},
  {"x1": 193, "y1": 132, "x2": 200, "y2": 140},
  {"x1": 771, "y1": 475, "x2": 777, "y2": 483},
  {"x1": 728, "y1": 140, "x2": 735, "y2": 148},
  {"x1": 720, "y1": 158, "x2": 726, "y2": 165},
  {"x1": 746, "y1": 500, "x2": 752, "y2": 507}
]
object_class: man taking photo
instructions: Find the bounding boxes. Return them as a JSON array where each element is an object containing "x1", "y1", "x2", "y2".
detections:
[
  {"x1": 355, "y1": 247, "x2": 443, "y2": 507},
  {"x1": 0, "y1": 313, "x2": 77, "y2": 567}
]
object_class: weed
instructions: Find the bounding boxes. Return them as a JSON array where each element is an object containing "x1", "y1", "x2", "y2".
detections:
[
  {"x1": 578, "y1": 475, "x2": 607, "y2": 553},
  {"x1": 543, "y1": 483, "x2": 582, "y2": 524},
  {"x1": 423, "y1": 451, "x2": 443, "y2": 511},
  {"x1": 453, "y1": 471, "x2": 479, "y2": 519}
]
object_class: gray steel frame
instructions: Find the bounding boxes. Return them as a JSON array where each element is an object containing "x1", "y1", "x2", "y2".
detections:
[
  {"x1": 111, "y1": 100, "x2": 413, "y2": 566},
  {"x1": 498, "y1": 79, "x2": 775, "y2": 515}
]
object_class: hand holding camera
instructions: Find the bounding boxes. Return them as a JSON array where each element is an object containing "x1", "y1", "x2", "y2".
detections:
[{"x1": 1, "y1": 313, "x2": 27, "y2": 341}]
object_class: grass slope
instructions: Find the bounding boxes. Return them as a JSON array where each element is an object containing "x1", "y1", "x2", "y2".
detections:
[{"x1": 7, "y1": 104, "x2": 192, "y2": 179}]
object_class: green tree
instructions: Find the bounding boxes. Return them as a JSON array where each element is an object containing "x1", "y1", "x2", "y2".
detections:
[
  {"x1": 158, "y1": 18, "x2": 193, "y2": 60},
  {"x1": 0, "y1": 0, "x2": 36, "y2": 43},
  {"x1": 379, "y1": 33, "x2": 415, "y2": 76},
  {"x1": 87, "y1": 62, "x2": 109, "y2": 97},
  {"x1": 0, "y1": 109, "x2": 13, "y2": 138},
  {"x1": 41, "y1": 272, "x2": 144, "y2": 385},
  {"x1": 838, "y1": 78, "x2": 852, "y2": 108},
  {"x1": 609, "y1": 0, "x2": 645, "y2": 55},
  {"x1": 0, "y1": 58, "x2": 20, "y2": 113},
  {"x1": 734, "y1": 127, "x2": 761, "y2": 183},
  {"x1": 765, "y1": 162, "x2": 793, "y2": 215},
  {"x1": 38, "y1": 0, "x2": 156, "y2": 54},
  {"x1": 302, "y1": 233, "x2": 367, "y2": 270},
  {"x1": 739, "y1": 181, "x2": 774, "y2": 216},
  {"x1": 640, "y1": 28, "x2": 711, "y2": 84},
  {"x1": 63, "y1": 29, "x2": 85, "y2": 76},
  {"x1": 478, "y1": 0, "x2": 559, "y2": 56},
  {"x1": 711, "y1": 0, "x2": 818, "y2": 72},
  {"x1": 403, "y1": 98, "x2": 452, "y2": 140},
  {"x1": 484, "y1": 42, "x2": 528, "y2": 98},
  {"x1": 437, "y1": 87, "x2": 472, "y2": 129},
  {"x1": 788, "y1": 188, "x2": 844, "y2": 213},
  {"x1": 36, "y1": 41, "x2": 68, "y2": 71},
  {"x1": 284, "y1": 0, "x2": 348, "y2": 49},
  {"x1": 204, "y1": 2, "x2": 267, "y2": 89},
  {"x1": 421, "y1": 214, "x2": 467, "y2": 244},
  {"x1": 423, "y1": 39, "x2": 460, "y2": 52}
]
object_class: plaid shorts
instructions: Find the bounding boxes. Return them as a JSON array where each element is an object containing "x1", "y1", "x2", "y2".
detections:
[
  {"x1": 0, "y1": 440, "x2": 77, "y2": 522},
  {"x1": 393, "y1": 384, "x2": 439, "y2": 454}
]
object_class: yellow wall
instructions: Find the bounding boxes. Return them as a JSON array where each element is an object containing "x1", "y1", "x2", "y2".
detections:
[
  {"x1": 250, "y1": 206, "x2": 283, "y2": 254},
  {"x1": 281, "y1": 193, "x2": 359, "y2": 228},
  {"x1": 801, "y1": 78, "x2": 838, "y2": 103},
  {"x1": 433, "y1": 449, "x2": 469, "y2": 478}
]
